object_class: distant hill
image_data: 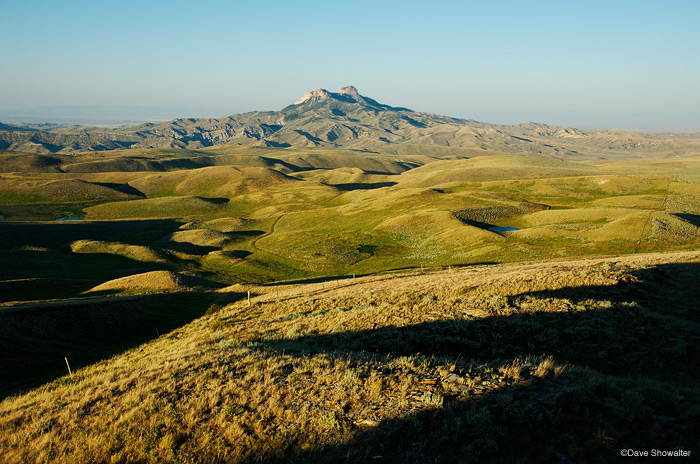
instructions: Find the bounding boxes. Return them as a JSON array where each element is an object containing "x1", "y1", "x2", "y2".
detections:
[
  {"x1": 2, "y1": 86, "x2": 700, "y2": 157},
  {"x1": 0, "y1": 122, "x2": 36, "y2": 132}
]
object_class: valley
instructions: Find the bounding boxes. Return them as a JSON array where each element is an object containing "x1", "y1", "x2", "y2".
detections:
[{"x1": 2, "y1": 144, "x2": 700, "y2": 291}]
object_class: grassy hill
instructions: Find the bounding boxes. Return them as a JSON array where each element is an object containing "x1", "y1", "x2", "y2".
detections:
[
  {"x1": 2, "y1": 149, "x2": 700, "y2": 287},
  {"x1": 1, "y1": 251, "x2": 698, "y2": 463}
]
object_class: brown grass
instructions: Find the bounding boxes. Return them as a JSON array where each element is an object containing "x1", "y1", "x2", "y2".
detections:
[
  {"x1": 87, "y1": 270, "x2": 221, "y2": 294},
  {"x1": 70, "y1": 239, "x2": 167, "y2": 263},
  {"x1": 1, "y1": 250, "x2": 699, "y2": 463}
]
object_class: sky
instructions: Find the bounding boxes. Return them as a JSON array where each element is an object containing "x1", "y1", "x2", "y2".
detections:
[{"x1": 1, "y1": 0, "x2": 699, "y2": 131}]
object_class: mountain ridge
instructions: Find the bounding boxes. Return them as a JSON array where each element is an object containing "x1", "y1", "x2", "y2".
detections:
[{"x1": 1, "y1": 86, "x2": 699, "y2": 157}]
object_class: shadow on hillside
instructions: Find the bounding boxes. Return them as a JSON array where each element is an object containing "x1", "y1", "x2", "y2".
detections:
[
  {"x1": 330, "y1": 182, "x2": 398, "y2": 191},
  {"x1": 260, "y1": 273, "x2": 370, "y2": 286},
  {"x1": 259, "y1": 156, "x2": 309, "y2": 172},
  {"x1": 263, "y1": 141, "x2": 292, "y2": 148},
  {"x1": 0, "y1": 278, "x2": 100, "y2": 303},
  {"x1": 0, "y1": 291, "x2": 244, "y2": 400},
  {"x1": 294, "y1": 130, "x2": 325, "y2": 145},
  {"x1": 675, "y1": 213, "x2": 700, "y2": 227},
  {"x1": 91, "y1": 182, "x2": 147, "y2": 198},
  {"x1": 259, "y1": 262, "x2": 501, "y2": 287},
  {"x1": 198, "y1": 196, "x2": 230, "y2": 205},
  {"x1": 262, "y1": 263, "x2": 700, "y2": 384},
  {"x1": 400, "y1": 115, "x2": 427, "y2": 128},
  {"x1": 228, "y1": 230, "x2": 265, "y2": 239},
  {"x1": 159, "y1": 158, "x2": 214, "y2": 170},
  {"x1": 218, "y1": 250, "x2": 252, "y2": 259},
  {"x1": 0, "y1": 246, "x2": 172, "y2": 283},
  {"x1": 159, "y1": 230, "x2": 263, "y2": 255},
  {"x1": 508, "y1": 261, "x2": 700, "y2": 313},
  {"x1": 249, "y1": 261, "x2": 700, "y2": 462},
  {"x1": 0, "y1": 219, "x2": 184, "y2": 250},
  {"x1": 161, "y1": 242, "x2": 220, "y2": 255}
]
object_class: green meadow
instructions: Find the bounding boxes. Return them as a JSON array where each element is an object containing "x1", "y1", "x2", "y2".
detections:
[
  {"x1": 2, "y1": 146, "x2": 699, "y2": 287},
  {"x1": 1, "y1": 142, "x2": 699, "y2": 462}
]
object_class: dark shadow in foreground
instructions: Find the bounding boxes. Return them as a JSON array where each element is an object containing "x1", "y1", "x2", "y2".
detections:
[
  {"x1": 245, "y1": 261, "x2": 700, "y2": 463},
  {"x1": 0, "y1": 291, "x2": 243, "y2": 400}
]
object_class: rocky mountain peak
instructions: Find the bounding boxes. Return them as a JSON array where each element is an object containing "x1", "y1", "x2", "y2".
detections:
[
  {"x1": 294, "y1": 88, "x2": 332, "y2": 105},
  {"x1": 338, "y1": 86, "x2": 361, "y2": 98},
  {"x1": 294, "y1": 86, "x2": 368, "y2": 106}
]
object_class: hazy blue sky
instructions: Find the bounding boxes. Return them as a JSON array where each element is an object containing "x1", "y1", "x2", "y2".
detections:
[{"x1": 2, "y1": 0, "x2": 699, "y2": 130}]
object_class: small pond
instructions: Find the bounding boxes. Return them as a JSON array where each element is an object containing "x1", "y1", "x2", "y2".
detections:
[{"x1": 55, "y1": 217, "x2": 83, "y2": 222}]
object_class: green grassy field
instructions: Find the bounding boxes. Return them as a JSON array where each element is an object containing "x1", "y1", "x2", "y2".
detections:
[
  {"x1": 11, "y1": 152, "x2": 699, "y2": 269},
  {"x1": 2, "y1": 147, "x2": 700, "y2": 292},
  {"x1": 1, "y1": 144, "x2": 699, "y2": 462}
]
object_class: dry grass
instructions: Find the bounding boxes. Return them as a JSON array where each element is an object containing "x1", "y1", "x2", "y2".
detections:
[
  {"x1": 164, "y1": 229, "x2": 233, "y2": 248},
  {"x1": 70, "y1": 239, "x2": 167, "y2": 263},
  {"x1": 83, "y1": 196, "x2": 224, "y2": 220},
  {"x1": 180, "y1": 217, "x2": 247, "y2": 233},
  {"x1": 2, "y1": 251, "x2": 699, "y2": 463},
  {"x1": 87, "y1": 270, "x2": 221, "y2": 294}
]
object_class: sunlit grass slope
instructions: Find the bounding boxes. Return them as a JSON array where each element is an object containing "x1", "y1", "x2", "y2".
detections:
[
  {"x1": 1, "y1": 250, "x2": 698, "y2": 463},
  {"x1": 2, "y1": 151, "x2": 700, "y2": 286}
]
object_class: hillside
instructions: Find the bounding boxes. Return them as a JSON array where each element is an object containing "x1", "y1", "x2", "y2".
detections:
[
  {"x1": 2, "y1": 149, "x2": 700, "y2": 289},
  {"x1": 1, "y1": 251, "x2": 698, "y2": 463},
  {"x1": 2, "y1": 86, "x2": 700, "y2": 157}
]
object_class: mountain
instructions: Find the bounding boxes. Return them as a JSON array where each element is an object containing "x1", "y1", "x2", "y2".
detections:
[{"x1": 1, "y1": 86, "x2": 699, "y2": 157}]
